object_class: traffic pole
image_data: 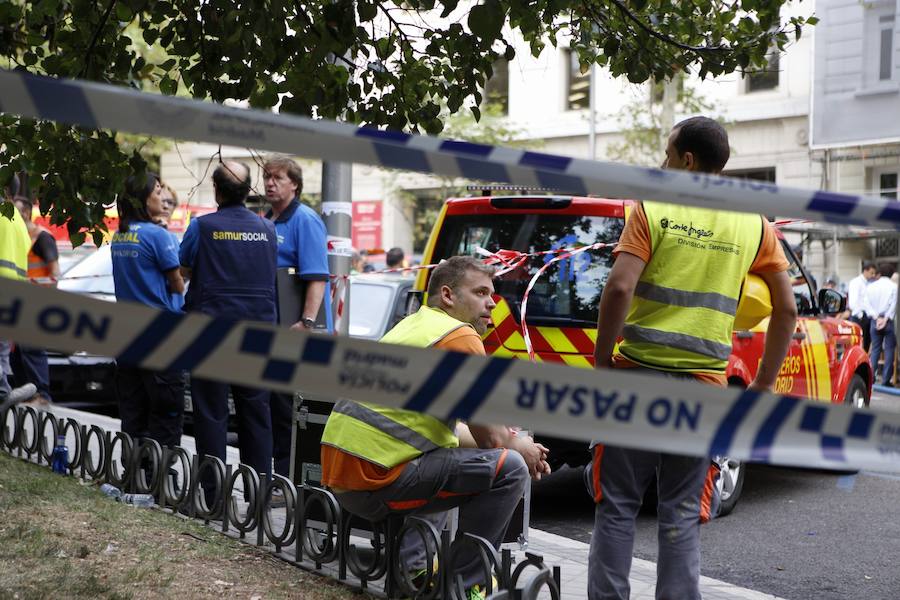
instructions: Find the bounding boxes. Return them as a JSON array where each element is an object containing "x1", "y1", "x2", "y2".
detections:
[{"x1": 322, "y1": 161, "x2": 352, "y2": 335}]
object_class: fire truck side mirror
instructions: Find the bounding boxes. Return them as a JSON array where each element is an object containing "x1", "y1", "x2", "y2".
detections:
[{"x1": 818, "y1": 288, "x2": 846, "y2": 316}]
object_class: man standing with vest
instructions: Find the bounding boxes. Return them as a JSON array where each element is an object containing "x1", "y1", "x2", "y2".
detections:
[
  {"x1": 0, "y1": 197, "x2": 38, "y2": 409},
  {"x1": 180, "y1": 161, "x2": 279, "y2": 492},
  {"x1": 321, "y1": 256, "x2": 549, "y2": 600},
  {"x1": 10, "y1": 195, "x2": 57, "y2": 407},
  {"x1": 588, "y1": 117, "x2": 797, "y2": 600}
]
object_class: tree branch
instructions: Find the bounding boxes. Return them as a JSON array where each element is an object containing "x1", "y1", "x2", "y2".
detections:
[
  {"x1": 79, "y1": 0, "x2": 117, "y2": 78},
  {"x1": 605, "y1": 0, "x2": 729, "y2": 53}
]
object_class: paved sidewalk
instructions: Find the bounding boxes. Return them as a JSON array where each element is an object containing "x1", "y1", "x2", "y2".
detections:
[{"x1": 42, "y1": 404, "x2": 787, "y2": 600}]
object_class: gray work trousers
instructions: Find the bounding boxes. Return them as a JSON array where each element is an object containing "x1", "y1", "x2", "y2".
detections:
[
  {"x1": 337, "y1": 446, "x2": 528, "y2": 589},
  {"x1": 587, "y1": 368, "x2": 720, "y2": 600},
  {"x1": 587, "y1": 447, "x2": 715, "y2": 600}
]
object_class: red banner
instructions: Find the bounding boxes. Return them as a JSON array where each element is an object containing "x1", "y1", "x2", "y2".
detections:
[{"x1": 352, "y1": 200, "x2": 382, "y2": 252}]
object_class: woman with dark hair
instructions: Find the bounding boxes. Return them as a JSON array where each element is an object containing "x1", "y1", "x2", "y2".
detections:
[{"x1": 111, "y1": 171, "x2": 186, "y2": 456}]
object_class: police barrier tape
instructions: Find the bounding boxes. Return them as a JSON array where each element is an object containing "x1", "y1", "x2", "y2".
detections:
[
  {"x1": 0, "y1": 405, "x2": 561, "y2": 599},
  {"x1": 1, "y1": 70, "x2": 898, "y2": 229},
  {"x1": 4, "y1": 278, "x2": 900, "y2": 474}
]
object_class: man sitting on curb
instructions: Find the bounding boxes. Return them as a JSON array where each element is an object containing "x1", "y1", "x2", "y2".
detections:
[{"x1": 320, "y1": 256, "x2": 550, "y2": 600}]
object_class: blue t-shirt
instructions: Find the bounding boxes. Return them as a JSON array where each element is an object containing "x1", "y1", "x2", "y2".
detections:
[
  {"x1": 179, "y1": 218, "x2": 201, "y2": 268},
  {"x1": 165, "y1": 230, "x2": 185, "y2": 311},
  {"x1": 266, "y1": 200, "x2": 333, "y2": 332},
  {"x1": 111, "y1": 221, "x2": 182, "y2": 312}
]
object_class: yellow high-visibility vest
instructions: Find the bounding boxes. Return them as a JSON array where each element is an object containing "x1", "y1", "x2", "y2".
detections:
[
  {"x1": 321, "y1": 306, "x2": 466, "y2": 469},
  {"x1": 0, "y1": 206, "x2": 31, "y2": 281},
  {"x1": 618, "y1": 201, "x2": 764, "y2": 374}
]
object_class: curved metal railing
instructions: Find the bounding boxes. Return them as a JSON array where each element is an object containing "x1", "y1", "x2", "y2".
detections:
[{"x1": 0, "y1": 404, "x2": 563, "y2": 599}]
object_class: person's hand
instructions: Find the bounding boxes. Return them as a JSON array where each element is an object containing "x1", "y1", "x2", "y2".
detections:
[
  {"x1": 510, "y1": 436, "x2": 552, "y2": 481},
  {"x1": 289, "y1": 320, "x2": 309, "y2": 332},
  {"x1": 747, "y1": 379, "x2": 774, "y2": 394},
  {"x1": 877, "y1": 317, "x2": 888, "y2": 331}
]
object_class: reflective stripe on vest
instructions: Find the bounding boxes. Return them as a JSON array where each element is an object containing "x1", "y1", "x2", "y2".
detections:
[
  {"x1": 618, "y1": 201, "x2": 763, "y2": 373},
  {"x1": 321, "y1": 399, "x2": 458, "y2": 469},
  {"x1": 0, "y1": 258, "x2": 26, "y2": 279},
  {"x1": 27, "y1": 249, "x2": 52, "y2": 281},
  {"x1": 380, "y1": 305, "x2": 471, "y2": 348},
  {"x1": 321, "y1": 305, "x2": 468, "y2": 469},
  {"x1": 27, "y1": 226, "x2": 53, "y2": 280}
]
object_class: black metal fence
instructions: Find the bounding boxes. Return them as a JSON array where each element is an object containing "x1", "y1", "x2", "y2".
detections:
[{"x1": 1, "y1": 404, "x2": 562, "y2": 599}]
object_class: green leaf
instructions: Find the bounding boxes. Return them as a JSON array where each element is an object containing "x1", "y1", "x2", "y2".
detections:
[
  {"x1": 115, "y1": 3, "x2": 132, "y2": 21},
  {"x1": 69, "y1": 231, "x2": 85, "y2": 247},
  {"x1": 440, "y1": 0, "x2": 460, "y2": 18},
  {"x1": 375, "y1": 37, "x2": 394, "y2": 60},
  {"x1": 467, "y1": 0, "x2": 505, "y2": 40},
  {"x1": 806, "y1": 16, "x2": 820, "y2": 26},
  {"x1": 0, "y1": 201, "x2": 13, "y2": 221},
  {"x1": 159, "y1": 76, "x2": 177, "y2": 95},
  {"x1": 357, "y1": 1, "x2": 376, "y2": 22}
]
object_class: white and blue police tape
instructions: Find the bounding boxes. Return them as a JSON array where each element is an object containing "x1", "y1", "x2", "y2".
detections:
[
  {"x1": 3, "y1": 278, "x2": 900, "y2": 474},
  {"x1": 0, "y1": 69, "x2": 898, "y2": 230}
]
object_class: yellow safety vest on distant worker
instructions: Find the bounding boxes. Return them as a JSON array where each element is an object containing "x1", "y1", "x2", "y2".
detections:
[
  {"x1": 320, "y1": 306, "x2": 464, "y2": 469},
  {"x1": 0, "y1": 206, "x2": 31, "y2": 281},
  {"x1": 618, "y1": 201, "x2": 763, "y2": 374}
]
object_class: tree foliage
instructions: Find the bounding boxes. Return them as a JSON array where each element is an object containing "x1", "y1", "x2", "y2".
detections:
[{"x1": 0, "y1": 0, "x2": 815, "y2": 239}]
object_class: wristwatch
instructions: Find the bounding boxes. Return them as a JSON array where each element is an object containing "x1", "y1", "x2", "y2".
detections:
[{"x1": 301, "y1": 317, "x2": 315, "y2": 329}]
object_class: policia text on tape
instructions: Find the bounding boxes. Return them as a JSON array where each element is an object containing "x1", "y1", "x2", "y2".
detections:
[{"x1": 3, "y1": 278, "x2": 900, "y2": 474}]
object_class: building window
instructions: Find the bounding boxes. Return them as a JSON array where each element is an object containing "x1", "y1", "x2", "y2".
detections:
[
  {"x1": 879, "y1": 15, "x2": 895, "y2": 81},
  {"x1": 876, "y1": 237, "x2": 898, "y2": 258},
  {"x1": 880, "y1": 171, "x2": 899, "y2": 199},
  {"x1": 483, "y1": 59, "x2": 509, "y2": 115},
  {"x1": 651, "y1": 77, "x2": 684, "y2": 103},
  {"x1": 865, "y1": 4, "x2": 896, "y2": 86},
  {"x1": 565, "y1": 49, "x2": 590, "y2": 111},
  {"x1": 746, "y1": 51, "x2": 780, "y2": 92},
  {"x1": 723, "y1": 167, "x2": 777, "y2": 182}
]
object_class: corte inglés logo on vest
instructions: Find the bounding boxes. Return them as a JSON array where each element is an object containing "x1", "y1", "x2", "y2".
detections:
[{"x1": 659, "y1": 217, "x2": 713, "y2": 240}]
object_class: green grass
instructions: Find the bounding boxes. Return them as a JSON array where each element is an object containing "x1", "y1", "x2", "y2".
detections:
[{"x1": 0, "y1": 452, "x2": 363, "y2": 599}]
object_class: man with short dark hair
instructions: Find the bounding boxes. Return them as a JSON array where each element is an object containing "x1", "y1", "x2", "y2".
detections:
[
  {"x1": 847, "y1": 260, "x2": 878, "y2": 352},
  {"x1": 321, "y1": 256, "x2": 549, "y2": 600},
  {"x1": 180, "y1": 161, "x2": 279, "y2": 493},
  {"x1": 864, "y1": 262, "x2": 897, "y2": 386},
  {"x1": 588, "y1": 117, "x2": 796, "y2": 600},
  {"x1": 263, "y1": 155, "x2": 331, "y2": 478},
  {"x1": 386, "y1": 246, "x2": 405, "y2": 269}
]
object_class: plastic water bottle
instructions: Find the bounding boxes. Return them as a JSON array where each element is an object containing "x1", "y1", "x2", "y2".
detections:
[
  {"x1": 100, "y1": 483, "x2": 122, "y2": 500},
  {"x1": 120, "y1": 493, "x2": 155, "y2": 508},
  {"x1": 51, "y1": 434, "x2": 68, "y2": 474}
]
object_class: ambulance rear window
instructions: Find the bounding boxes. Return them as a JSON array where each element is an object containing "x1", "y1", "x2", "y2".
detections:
[{"x1": 432, "y1": 214, "x2": 624, "y2": 326}]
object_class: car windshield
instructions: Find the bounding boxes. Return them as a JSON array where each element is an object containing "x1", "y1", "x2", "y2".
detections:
[
  {"x1": 349, "y1": 282, "x2": 395, "y2": 339},
  {"x1": 432, "y1": 213, "x2": 624, "y2": 326},
  {"x1": 58, "y1": 245, "x2": 114, "y2": 295}
]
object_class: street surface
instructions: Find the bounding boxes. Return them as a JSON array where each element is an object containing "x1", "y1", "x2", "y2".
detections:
[{"x1": 531, "y1": 390, "x2": 900, "y2": 600}]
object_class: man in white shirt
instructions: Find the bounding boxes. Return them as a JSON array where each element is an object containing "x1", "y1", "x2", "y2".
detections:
[
  {"x1": 864, "y1": 263, "x2": 898, "y2": 386},
  {"x1": 847, "y1": 261, "x2": 878, "y2": 352}
]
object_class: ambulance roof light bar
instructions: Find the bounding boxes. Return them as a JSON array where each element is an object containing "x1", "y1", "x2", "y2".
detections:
[{"x1": 466, "y1": 184, "x2": 563, "y2": 197}]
